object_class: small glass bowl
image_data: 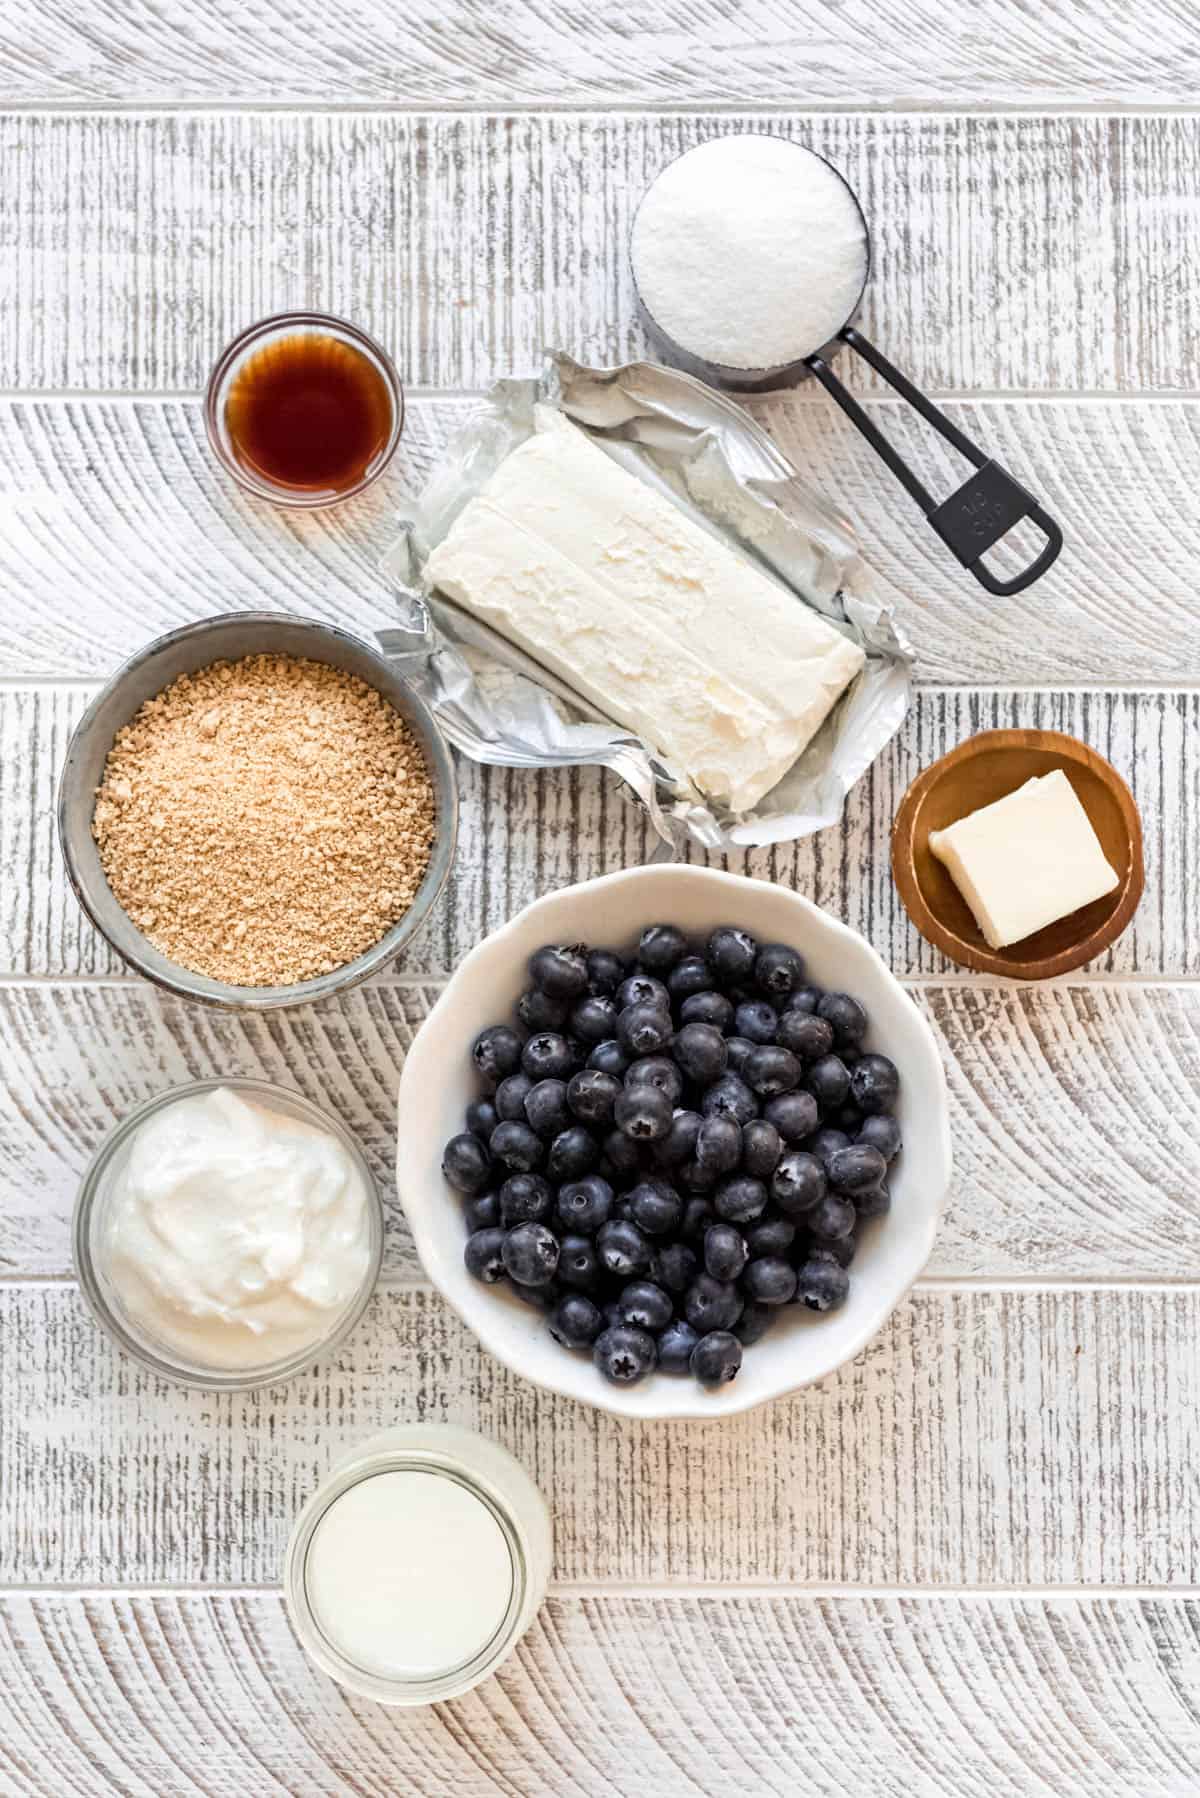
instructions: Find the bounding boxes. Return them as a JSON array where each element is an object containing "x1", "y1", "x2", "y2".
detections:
[
  {"x1": 73, "y1": 1078, "x2": 384, "y2": 1390},
  {"x1": 283, "y1": 1425, "x2": 552, "y2": 1706},
  {"x1": 204, "y1": 311, "x2": 405, "y2": 508}
]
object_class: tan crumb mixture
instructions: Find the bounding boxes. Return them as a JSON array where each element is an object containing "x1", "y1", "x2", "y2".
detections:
[{"x1": 92, "y1": 653, "x2": 437, "y2": 986}]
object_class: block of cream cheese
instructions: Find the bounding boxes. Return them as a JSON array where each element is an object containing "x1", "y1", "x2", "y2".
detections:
[
  {"x1": 424, "y1": 409, "x2": 865, "y2": 812},
  {"x1": 928, "y1": 769, "x2": 1119, "y2": 950}
]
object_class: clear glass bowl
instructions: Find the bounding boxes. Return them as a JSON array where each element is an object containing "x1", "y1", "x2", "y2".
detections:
[
  {"x1": 204, "y1": 311, "x2": 405, "y2": 508},
  {"x1": 283, "y1": 1425, "x2": 552, "y2": 1705},
  {"x1": 73, "y1": 1078, "x2": 384, "y2": 1390}
]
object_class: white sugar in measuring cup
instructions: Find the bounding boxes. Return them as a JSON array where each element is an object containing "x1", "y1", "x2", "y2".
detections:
[{"x1": 631, "y1": 135, "x2": 1062, "y2": 597}]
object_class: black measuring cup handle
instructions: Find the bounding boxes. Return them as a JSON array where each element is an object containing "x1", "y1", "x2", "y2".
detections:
[{"x1": 806, "y1": 327, "x2": 1063, "y2": 596}]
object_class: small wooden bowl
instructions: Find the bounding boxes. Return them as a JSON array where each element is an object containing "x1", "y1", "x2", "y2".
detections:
[{"x1": 891, "y1": 729, "x2": 1144, "y2": 979}]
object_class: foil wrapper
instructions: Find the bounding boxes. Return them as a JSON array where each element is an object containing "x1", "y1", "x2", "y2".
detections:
[{"x1": 378, "y1": 354, "x2": 913, "y2": 851}]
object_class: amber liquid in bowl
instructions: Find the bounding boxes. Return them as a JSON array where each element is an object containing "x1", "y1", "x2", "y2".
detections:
[{"x1": 224, "y1": 333, "x2": 394, "y2": 494}]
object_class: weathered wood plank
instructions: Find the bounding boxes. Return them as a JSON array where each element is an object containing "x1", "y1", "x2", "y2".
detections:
[
  {"x1": 4, "y1": 684, "x2": 1192, "y2": 979},
  {"x1": 4, "y1": 980, "x2": 1200, "y2": 1283},
  {"x1": 3, "y1": 0, "x2": 1199, "y2": 109},
  {"x1": 4, "y1": 395, "x2": 1200, "y2": 688},
  {"x1": 3, "y1": 1283, "x2": 1198, "y2": 1585},
  {"x1": 0, "y1": 114, "x2": 1195, "y2": 394},
  {"x1": 1, "y1": 1592, "x2": 1199, "y2": 1798}
]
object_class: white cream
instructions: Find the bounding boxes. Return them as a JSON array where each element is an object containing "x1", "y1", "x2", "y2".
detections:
[
  {"x1": 426, "y1": 409, "x2": 864, "y2": 812},
  {"x1": 305, "y1": 1470, "x2": 515, "y2": 1679},
  {"x1": 102, "y1": 1086, "x2": 372, "y2": 1370},
  {"x1": 929, "y1": 769, "x2": 1120, "y2": 950}
]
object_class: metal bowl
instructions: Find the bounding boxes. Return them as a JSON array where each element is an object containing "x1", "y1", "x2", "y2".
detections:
[{"x1": 57, "y1": 612, "x2": 458, "y2": 1009}]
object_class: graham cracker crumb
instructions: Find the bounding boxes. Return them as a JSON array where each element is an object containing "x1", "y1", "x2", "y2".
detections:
[{"x1": 92, "y1": 653, "x2": 437, "y2": 987}]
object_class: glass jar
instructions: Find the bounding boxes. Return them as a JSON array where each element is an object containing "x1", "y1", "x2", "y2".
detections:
[
  {"x1": 73, "y1": 1078, "x2": 383, "y2": 1390},
  {"x1": 283, "y1": 1424, "x2": 552, "y2": 1705}
]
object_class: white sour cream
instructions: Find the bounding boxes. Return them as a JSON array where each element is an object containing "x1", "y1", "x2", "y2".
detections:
[{"x1": 102, "y1": 1085, "x2": 372, "y2": 1371}]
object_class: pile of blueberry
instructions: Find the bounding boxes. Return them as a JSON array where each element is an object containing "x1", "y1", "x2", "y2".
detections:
[{"x1": 442, "y1": 923, "x2": 901, "y2": 1390}]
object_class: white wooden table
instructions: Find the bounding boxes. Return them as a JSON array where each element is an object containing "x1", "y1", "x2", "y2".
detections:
[{"x1": 3, "y1": 6, "x2": 1200, "y2": 1793}]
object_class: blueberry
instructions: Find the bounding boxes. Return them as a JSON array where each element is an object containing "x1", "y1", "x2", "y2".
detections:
[
  {"x1": 465, "y1": 1097, "x2": 499, "y2": 1142},
  {"x1": 547, "y1": 1125, "x2": 599, "y2": 1182},
  {"x1": 816, "y1": 990, "x2": 868, "y2": 1047},
  {"x1": 704, "y1": 1223, "x2": 749, "y2": 1282},
  {"x1": 565, "y1": 994, "x2": 616, "y2": 1047},
  {"x1": 495, "y1": 1072, "x2": 534, "y2": 1122},
  {"x1": 685, "y1": 1273, "x2": 743, "y2": 1333},
  {"x1": 741, "y1": 1119, "x2": 783, "y2": 1179},
  {"x1": 510, "y1": 1278, "x2": 559, "y2": 1313},
  {"x1": 586, "y1": 948, "x2": 625, "y2": 996},
  {"x1": 807, "y1": 1127, "x2": 851, "y2": 1169},
  {"x1": 823, "y1": 1229, "x2": 859, "y2": 1268},
  {"x1": 713, "y1": 1175, "x2": 768, "y2": 1224},
  {"x1": 681, "y1": 1198, "x2": 715, "y2": 1242},
  {"x1": 617, "y1": 1280, "x2": 673, "y2": 1332},
  {"x1": 558, "y1": 1233, "x2": 600, "y2": 1290},
  {"x1": 628, "y1": 1177, "x2": 684, "y2": 1237},
  {"x1": 529, "y1": 944, "x2": 588, "y2": 1000},
  {"x1": 679, "y1": 1157, "x2": 718, "y2": 1195},
  {"x1": 521, "y1": 1032, "x2": 576, "y2": 1082},
  {"x1": 666, "y1": 955, "x2": 713, "y2": 1003},
  {"x1": 549, "y1": 1294, "x2": 603, "y2": 1349},
  {"x1": 616, "y1": 973, "x2": 670, "y2": 1013},
  {"x1": 617, "y1": 1003, "x2": 673, "y2": 1058},
  {"x1": 588, "y1": 1038, "x2": 631, "y2": 1079},
  {"x1": 744, "y1": 1045, "x2": 802, "y2": 1097},
  {"x1": 657, "y1": 1318, "x2": 700, "y2": 1373},
  {"x1": 851, "y1": 1053, "x2": 901, "y2": 1115},
  {"x1": 763, "y1": 1090, "x2": 820, "y2": 1142},
  {"x1": 828, "y1": 1144, "x2": 888, "y2": 1193},
  {"x1": 524, "y1": 1078, "x2": 572, "y2": 1139},
  {"x1": 517, "y1": 987, "x2": 569, "y2": 1033},
  {"x1": 754, "y1": 942, "x2": 804, "y2": 996},
  {"x1": 742, "y1": 1256, "x2": 797, "y2": 1305},
  {"x1": 734, "y1": 1302, "x2": 776, "y2": 1347},
  {"x1": 734, "y1": 1000, "x2": 777, "y2": 1045},
  {"x1": 770, "y1": 1150, "x2": 826, "y2": 1215},
  {"x1": 695, "y1": 1113, "x2": 742, "y2": 1176},
  {"x1": 679, "y1": 990, "x2": 734, "y2": 1032},
  {"x1": 615, "y1": 1084, "x2": 673, "y2": 1143},
  {"x1": 500, "y1": 1172, "x2": 554, "y2": 1226},
  {"x1": 701, "y1": 1074, "x2": 758, "y2": 1126},
  {"x1": 489, "y1": 1120, "x2": 544, "y2": 1173},
  {"x1": 625, "y1": 1055, "x2": 685, "y2": 1105},
  {"x1": 556, "y1": 1173, "x2": 613, "y2": 1235},
  {"x1": 782, "y1": 984, "x2": 822, "y2": 1016},
  {"x1": 806, "y1": 1054, "x2": 851, "y2": 1112},
  {"x1": 653, "y1": 1109, "x2": 703, "y2": 1170},
  {"x1": 471, "y1": 1024, "x2": 525, "y2": 1087},
  {"x1": 795, "y1": 1250, "x2": 850, "y2": 1311},
  {"x1": 672, "y1": 1021, "x2": 729, "y2": 1086},
  {"x1": 502, "y1": 1221, "x2": 559, "y2": 1286},
  {"x1": 442, "y1": 1132, "x2": 494, "y2": 1195},
  {"x1": 652, "y1": 1241, "x2": 699, "y2": 1295},
  {"x1": 775, "y1": 1011, "x2": 835, "y2": 1063},
  {"x1": 593, "y1": 1324, "x2": 657, "y2": 1385},
  {"x1": 835, "y1": 1103, "x2": 865, "y2": 1134},
  {"x1": 599, "y1": 1126, "x2": 643, "y2": 1180},
  {"x1": 637, "y1": 923, "x2": 689, "y2": 973},
  {"x1": 706, "y1": 925, "x2": 758, "y2": 985},
  {"x1": 464, "y1": 1190, "x2": 501, "y2": 1231},
  {"x1": 690, "y1": 1330, "x2": 742, "y2": 1387},
  {"x1": 723, "y1": 1036, "x2": 755, "y2": 1075},
  {"x1": 807, "y1": 1193, "x2": 856, "y2": 1241},
  {"x1": 854, "y1": 1181, "x2": 892, "y2": 1220},
  {"x1": 464, "y1": 1227, "x2": 507, "y2": 1283},
  {"x1": 857, "y1": 1114, "x2": 902, "y2": 1162},
  {"x1": 567, "y1": 1068, "x2": 622, "y2": 1127},
  {"x1": 746, "y1": 1214, "x2": 795, "y2": 1257},
  {"x1": 597, "y1": 1218, "x2": 652, "y2": 1279}
]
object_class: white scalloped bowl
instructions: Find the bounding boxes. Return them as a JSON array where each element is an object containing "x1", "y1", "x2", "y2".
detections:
[{"x1": 397, "y1": 866, "x2": 951, "y2": 1421}]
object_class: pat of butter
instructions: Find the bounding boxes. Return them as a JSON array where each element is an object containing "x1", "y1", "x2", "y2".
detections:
[
  {"x1": 928, "y1": 769, "x2": 1119, "y2": 951},
  {"x1": 424, "y1": 410, "x2": 865, "y2": 813}
]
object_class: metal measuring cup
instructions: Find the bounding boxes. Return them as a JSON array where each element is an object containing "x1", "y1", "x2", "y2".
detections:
[{"x1": 632, "y1": 139, "x2": 1062, "y2": 598}]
